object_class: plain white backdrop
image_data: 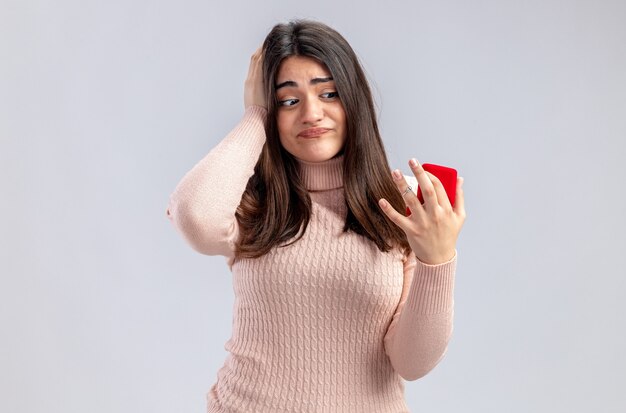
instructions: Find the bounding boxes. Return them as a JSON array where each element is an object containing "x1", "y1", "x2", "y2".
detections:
[{"x1": 1, "y1": 0, "x2": 625, "y2": 412}]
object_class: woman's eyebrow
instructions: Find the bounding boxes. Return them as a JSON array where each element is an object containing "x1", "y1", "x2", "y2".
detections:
[{"x1": 275, "y1": 76, "x2": 334, "y2": 90}]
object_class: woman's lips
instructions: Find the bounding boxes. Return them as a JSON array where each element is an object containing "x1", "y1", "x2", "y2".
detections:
[{"x1": 298, "y1": 128, "x2": 330, "y2": 138}]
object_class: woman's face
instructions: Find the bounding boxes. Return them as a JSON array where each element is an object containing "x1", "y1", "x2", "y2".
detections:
[{"x1": 274, "y1": 55, "x2": 347, "y2": 163}]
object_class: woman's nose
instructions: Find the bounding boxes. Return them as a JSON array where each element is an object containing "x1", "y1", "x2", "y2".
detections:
[{"x1": 301, "y1": 97, "x2": 323, "y2": 124}]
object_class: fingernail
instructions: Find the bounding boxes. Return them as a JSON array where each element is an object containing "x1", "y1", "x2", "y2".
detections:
[
  {"x1": 392, "y1": 170, "x2": 402, "y2": 180},
  {"x1": 409, "y1": 158, "x2": 418, "y2": 167}
]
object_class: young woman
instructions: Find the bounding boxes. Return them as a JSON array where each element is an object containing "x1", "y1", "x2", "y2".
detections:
[{"x1": 167, "y1": 19, "x2": 465, "y2": 413}]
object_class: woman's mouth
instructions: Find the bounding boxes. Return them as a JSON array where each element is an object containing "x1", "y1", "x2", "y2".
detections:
[{"x1": 298, "y1": 128, "x2": 330, "y2": 138}]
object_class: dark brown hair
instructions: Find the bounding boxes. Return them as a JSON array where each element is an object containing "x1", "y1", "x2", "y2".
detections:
[{"x1": 234, "y1": 19, "x2": 411, "y2": 260}]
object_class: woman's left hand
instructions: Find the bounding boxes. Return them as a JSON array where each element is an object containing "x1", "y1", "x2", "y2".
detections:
[{"x1": 378, "y1": 158, "x2": 466, "y2": 265}]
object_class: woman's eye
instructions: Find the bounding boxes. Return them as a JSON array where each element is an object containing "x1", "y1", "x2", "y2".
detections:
[
  {"x1": 321, "y1": 91, "x2": 339, "y2": 99},
  {"x1": 279, "y1": 98, "x2": 299, "y2": 107}
]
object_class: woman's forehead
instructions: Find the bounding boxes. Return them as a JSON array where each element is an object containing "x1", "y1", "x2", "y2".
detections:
[{"x1": 276, "y1": 56, "x2": 332, "y2": 84}]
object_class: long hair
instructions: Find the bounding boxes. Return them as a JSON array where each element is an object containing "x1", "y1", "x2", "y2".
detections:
[{"x1": 234, "y1": 19, "x2": 411, "y2": 260}]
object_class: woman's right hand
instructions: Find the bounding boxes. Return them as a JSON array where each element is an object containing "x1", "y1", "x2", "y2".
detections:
[{"x1": 244, "y1": 45, "x2": 266, "y2": 109}]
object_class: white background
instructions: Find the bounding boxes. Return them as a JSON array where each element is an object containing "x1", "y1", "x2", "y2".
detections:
[{"x1": 2, "y1": 0, "x2": 625, "y2": 411}]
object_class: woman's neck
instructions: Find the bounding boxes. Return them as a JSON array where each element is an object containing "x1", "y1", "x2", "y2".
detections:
[{"x1": 296, "y1": 154, "x2": 344, "y2": 191}]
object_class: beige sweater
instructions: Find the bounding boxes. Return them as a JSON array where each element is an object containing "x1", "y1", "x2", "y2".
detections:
[{"x1": 166, "y1": 105, "x2": 457, "y2": 413}]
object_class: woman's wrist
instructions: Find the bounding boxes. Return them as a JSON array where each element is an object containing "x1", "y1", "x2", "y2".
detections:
[{"x1": 415, "y1": 249, "x2": 457, "y2": 266}]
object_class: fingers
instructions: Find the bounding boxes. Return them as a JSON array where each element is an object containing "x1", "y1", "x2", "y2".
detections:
[
  {"x1": 378, "y1": 197, "x2": 410, "y2": 229},
  {"x1": 248, "y1": 45, "x2": 263, "y2": 76},
  {"x1": 408, "y1": 159, "x2": 439, "y2": 211},
  {"x1": 251, "y1": 46, "x2": 263, "y2": 65},
  {"x1": 425, "y1": 171, "x2": 452, "y2": 210},
  {"x1": 244, "y1": 45, "x2": 266, "y2": 109},
  {"x1": 391, "y1": 168, "x2": 425, "y2": 219},
  {"x1": 453, "y1": 177, "x2": 466, "y2": 219},
  {"x1": 383, "y1": 160, "x2": 465, "y2": 228}
]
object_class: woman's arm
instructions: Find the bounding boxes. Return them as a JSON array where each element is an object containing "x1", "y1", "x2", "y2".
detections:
[
  {"x1": 383, "y1": 249, "x2": 456, "y2": 381},
  {"x1": 382, "y1": 174, "x2": 458, "y2": 380},
  {"x1": 166, "y1": 46, "x2": 267, "y2": 266},
  {"x1": 165, "y1": 106, "x2": 266, "y2": 261}
]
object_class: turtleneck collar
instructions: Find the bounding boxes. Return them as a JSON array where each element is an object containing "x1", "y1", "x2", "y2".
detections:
[{"x1": 296, "y1": 154, "x2": 344, "y2": 191}]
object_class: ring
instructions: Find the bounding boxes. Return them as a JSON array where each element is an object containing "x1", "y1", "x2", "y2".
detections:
[{"x1": 402, "y1": 185, "x2": 412, "y2": 196}]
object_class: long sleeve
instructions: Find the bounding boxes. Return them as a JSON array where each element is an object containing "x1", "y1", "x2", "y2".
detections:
[
  {"x1": 382, "y1": 175, "x2": 457, "y2": 381},
  {"x1": 166, "y1": 105, "x2": 267, "y2": 265}
]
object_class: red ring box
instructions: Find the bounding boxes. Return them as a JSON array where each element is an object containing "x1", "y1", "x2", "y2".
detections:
[{"x1": 406, "y1": 163, "x2": 458, "y2": 216}]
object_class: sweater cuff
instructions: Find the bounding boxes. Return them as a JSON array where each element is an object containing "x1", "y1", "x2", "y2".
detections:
[
  {"x1": 242, "y1": 105, "x2": 267, "y2": 123},
  {"x1": 228, "y1": 105, "x2": 267, "y2": 154},
  {"x1": 405, "y1": 250, "x2": 457, "y2": 314}
]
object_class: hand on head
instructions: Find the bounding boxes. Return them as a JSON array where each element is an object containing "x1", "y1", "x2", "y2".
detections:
[{"x1": 244, "y1": 45, "x2": 266, "y2": 109}]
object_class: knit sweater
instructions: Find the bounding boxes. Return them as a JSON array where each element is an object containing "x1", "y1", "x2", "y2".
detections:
[{"x1": 166, "y1": 105, "x2": 457, "y2": 413}]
